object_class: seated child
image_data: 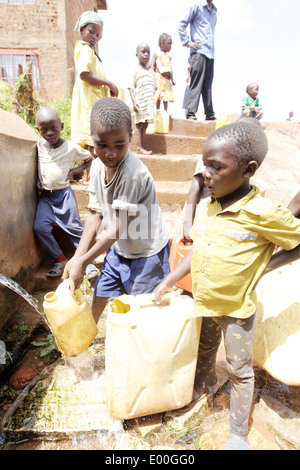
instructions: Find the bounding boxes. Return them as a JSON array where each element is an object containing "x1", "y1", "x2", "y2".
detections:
[
  {"x1": 241, "y1": 82, "x2": 263, "y2": 120},
  {"x1": 154, "y1": 120, "x2": 300, "y2": 450},
  {"x1": 63, "y1": 97, "x2": 170, "y2": 324},
  {"x1": 34, "y1": 107, "x2": 93, "y2": 278}
]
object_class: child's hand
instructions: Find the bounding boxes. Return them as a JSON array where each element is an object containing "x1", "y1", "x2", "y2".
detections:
[
  {"x1": 162, "y1": 72, "x2": 172, "y2": 80},
  {"x1": 153, "y1": 281, "x2": 172, "y2": 303},
  {"x1": 63, "y1": 258, "x2": 85, "y2": 296},
  {"x1": 107, "y1": 82, "x2": 119, "y2": 97},
  {"x1": 37, "y1": 180, "x2": 43, "y2": 196}
]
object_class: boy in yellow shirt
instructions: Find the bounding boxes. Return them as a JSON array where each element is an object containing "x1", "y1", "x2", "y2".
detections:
[{"x1": 154, "y1": 120, "x2": 300, "y2": 450}]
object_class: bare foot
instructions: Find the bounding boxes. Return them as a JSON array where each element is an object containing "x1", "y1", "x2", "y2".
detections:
[{"x1": 137, "y1": 147, "x2": 152, "y2": 155}]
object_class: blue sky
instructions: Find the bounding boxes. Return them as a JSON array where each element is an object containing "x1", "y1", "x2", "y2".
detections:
[{"x1": 97, "y1": 0, "x2": 300, "y2": 121}]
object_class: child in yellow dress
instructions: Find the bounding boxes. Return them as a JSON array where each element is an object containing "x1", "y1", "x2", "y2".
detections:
[
  {"x1": 71, "y1": 11, "x2": 118, "y2": 184},
  {"x1": 153, "y1": 33, "x2": 175, "y2": 112}
]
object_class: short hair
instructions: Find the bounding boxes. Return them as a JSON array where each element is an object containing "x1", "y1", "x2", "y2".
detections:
[
  {"x1": 206, "y1": 121, "x2": 268, "y2": 167},
  {"x1": 91, "y1": 97, "x2": 132, "y2": 133},
  {"x1": 246, "y1": 82, "x2": 259, "y2": 93},
  {"x1": 136, "y1": 43, "x2": 150, "y2": 54},
  {"x1": 158, "y1": 33, "x2": 172, "y2": 48}
]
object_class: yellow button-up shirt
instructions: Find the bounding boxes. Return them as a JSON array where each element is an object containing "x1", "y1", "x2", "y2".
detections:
[{"x1": 190, "y1": 186, "x2": 300, "y2": 319}]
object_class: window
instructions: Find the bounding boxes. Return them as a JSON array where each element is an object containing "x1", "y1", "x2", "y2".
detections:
[
  {"x1": 0, "y1": 49, "x2": 40, "y2": 90},
  {"x1": 0, "y1": 1, "x2": 36, "y2": 4}
]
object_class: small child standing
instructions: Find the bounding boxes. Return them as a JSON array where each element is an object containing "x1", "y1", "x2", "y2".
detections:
[
  {"x1": 153, "y1": 33, "x2": 175, "y2": 112},
  {"x1": 64, "y1": 98, "x2": 170, "y2": 323},
  {"x1": 34, "y1": 107, "x2": 93, "y2": 278},
  {"x1": 155, "y1": 120, "x2": 300, "y2": 450},
  {"x1": 241, "y1": 82, "x2": 263, "y2": 120},
  {"x1": 128, "y1": 43, "x2": 157, "y2": 154},
  {"x1": 71, "y1": 11, "x2": 118, "y2": 184}
]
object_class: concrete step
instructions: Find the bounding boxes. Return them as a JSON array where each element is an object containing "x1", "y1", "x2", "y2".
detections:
[
  {"x1": 72, "y1": 183, "x2": 89, "y2": 214},
  {"x1": 168, "y1": 118, "x2": 216, "y2": 137},
  {"x1": 136, "y1": 153, "x2": 200, "y2": 181},
  {"x1": 130, "y1": 132, "x2": 205, "y2": 155},
  {"x1": 154, "y1": 180, "x2": 190, "y2": 208}
]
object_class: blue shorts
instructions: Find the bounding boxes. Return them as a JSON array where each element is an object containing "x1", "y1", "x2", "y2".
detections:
[{"x1": 94, "y1": 242, "x2": 170, "y2": 298}]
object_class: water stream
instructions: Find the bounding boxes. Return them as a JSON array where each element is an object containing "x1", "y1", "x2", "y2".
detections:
[{"x1": 0, "y1": 273, "x2": 46, "y2": 321}]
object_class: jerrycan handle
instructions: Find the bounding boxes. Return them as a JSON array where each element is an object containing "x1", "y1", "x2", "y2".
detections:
[{"x1": 138, "y1": 292, "x2": 175, "y2": 309}]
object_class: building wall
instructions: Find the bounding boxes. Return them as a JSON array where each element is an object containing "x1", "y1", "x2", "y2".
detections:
[{"x1": 0, "y1": 0, "x2": 99, "y2": 103}]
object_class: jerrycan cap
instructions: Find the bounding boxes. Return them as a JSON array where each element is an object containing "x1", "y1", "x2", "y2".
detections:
[{"x1": 44, "y1": 292, "x2": 57, "y2": 303}]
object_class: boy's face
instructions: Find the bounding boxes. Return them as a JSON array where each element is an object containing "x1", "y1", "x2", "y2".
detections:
[
  {"x1": 81, "y1": 23, "x2": 102, "y2": 48},
  {"x1": 36, "y1": 117, "x2": 63, "y2": 146},
  {"x1": 248, "y1": 85, "x2": 259, "y2": 99},
  {"x1": 136, "y1": 44, "x2": 150, "y2": 66},
  {"x1": 92, "y1": 123, "x2": 132, "y2": 169},
  {"x1": 202, "y1": 138, "x2": 251, "y2": 201}
]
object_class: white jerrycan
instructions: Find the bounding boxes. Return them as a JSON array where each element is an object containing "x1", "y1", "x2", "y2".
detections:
[{"x1": 105, "y1": 293, "x2": 202, "y2": 419}]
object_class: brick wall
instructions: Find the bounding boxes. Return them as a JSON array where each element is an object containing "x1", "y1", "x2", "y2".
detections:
[{"x1": 0, "y1": 0, "x2": 99, "y2": 103}]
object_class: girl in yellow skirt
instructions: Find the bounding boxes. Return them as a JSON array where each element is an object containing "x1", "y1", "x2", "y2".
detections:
[
  {"x1": 153, "y1": 33, "x2": 175, "y2": 112},
  {"x1": 71, "y1": 11, "x2": 118, "y2": 184}
]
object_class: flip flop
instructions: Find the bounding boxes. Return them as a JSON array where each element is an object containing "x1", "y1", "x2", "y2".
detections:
[
  {"x1": 47, "y1": 262, "x2": 65, "y2": 278},
  {"x1": 223, "y1": 433, "x2": 253, "y2": 450},
  {"x1": 85, "y1": 264, "x2": 99, "y2": 280},
  {"x1": 79, "y1": 178, "x2": 90, "y2": 186}
]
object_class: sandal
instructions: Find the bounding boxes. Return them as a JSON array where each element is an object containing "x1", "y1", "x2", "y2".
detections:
[
  {"x1": 79, "y1": 178, "x2": 90, "y2": 186},
  {"x1": 47, "y1": 262, "x2": 65, "y2": 278},
  {"x1": 85, "y1": 264, "x2": 99, "y2": 280}
]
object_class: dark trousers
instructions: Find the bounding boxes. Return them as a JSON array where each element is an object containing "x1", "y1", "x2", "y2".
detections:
[
  {"x1": 195, "y1": 314, "x2": 257, "y2": 436},
  {"x1": 187, "y1": 53, "x2": 215, "y2": 119}
]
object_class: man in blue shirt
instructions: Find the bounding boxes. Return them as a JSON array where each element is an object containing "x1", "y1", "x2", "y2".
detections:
[{"x1": 178, "y1": 1, "x2": 217, "y2": 121}]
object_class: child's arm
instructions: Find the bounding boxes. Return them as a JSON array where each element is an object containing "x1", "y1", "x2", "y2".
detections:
[
  {"x1": 153, "y1": 249, "x2": 193, "y2": 302},
  {"x1": 80, "y1": 71, "x2": 119, "y2": 97},
  {"x1": 287, "y1": 190, "x2": 300, "y2": 218},
  {"x1": 183, "y1": 174, "x2": 205, "y2": 242},
  {"x1": 150, "y1": 52, "x2": 157, "y2": 71},
  {"x1": 264, "y1": 243, "x2": 300, "y2": 275},
  {"x1": 128, "y1": 88, "x2": 139, "y2": 113},
  {"x1": 64, "y1": 209, "x2": 128, "y2": 294},
  {"x1": 68, "y1": 158, "x2": 93, "y2": 180}
]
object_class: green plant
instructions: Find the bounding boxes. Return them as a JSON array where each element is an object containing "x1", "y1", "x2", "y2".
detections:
[
  {"x1": 31, "y1": 334, "x2": 56, "y2": 357},
  {"x1": 50, "y1": 95, "x2": 72, "y2": 140},
  {"x1": 0, "y1": 81, "x2": 14, "y2": 112}
]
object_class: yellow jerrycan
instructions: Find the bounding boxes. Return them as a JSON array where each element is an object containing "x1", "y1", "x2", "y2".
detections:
[
  {"x1": 153, "y1": 109, "x2": 170, "y2": 134},
  {"x1": 253, "y1": 259, "x2": 300, "y2": 386},
  {"x1": 105, "y1": 293, "x2": 202, "y2": 419},
  {"x1": 43, "y1": 278, "x2": 98, "y2": 357}
]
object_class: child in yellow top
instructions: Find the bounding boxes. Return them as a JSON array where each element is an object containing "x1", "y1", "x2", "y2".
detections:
[
  {"x1": 154, "y1": 120, "x2": 300, "y2": 450},
  {"x1": 153, "y1": 33, "x2": 175, "y2": 112},
  {"x1": 71, "y1": 11, "x2": 118, "y2": 183}
]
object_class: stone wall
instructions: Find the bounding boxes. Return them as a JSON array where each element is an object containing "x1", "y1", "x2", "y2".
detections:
[{"x1": 0, "y1": 109, "x2": 40, "y2": 332}]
